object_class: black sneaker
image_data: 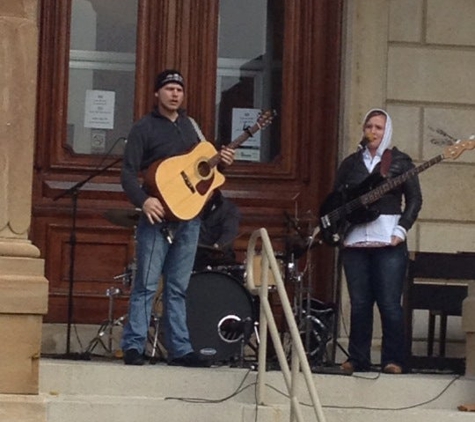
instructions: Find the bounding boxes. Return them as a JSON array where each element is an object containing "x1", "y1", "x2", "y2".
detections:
[
  {"x1": 124, "y1": 349, "x2": 145, "y2": 366},
  {"x1": 168, "y1": 352, "x2": 211, "y2": 368}
]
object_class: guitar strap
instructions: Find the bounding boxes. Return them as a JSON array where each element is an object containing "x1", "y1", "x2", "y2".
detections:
[
  {"x1": 380, "y1": 148, "x2": 393, "y2": 177},
  {"x1": 188, "y1": 117, "x2": 206, "y2": 142}
]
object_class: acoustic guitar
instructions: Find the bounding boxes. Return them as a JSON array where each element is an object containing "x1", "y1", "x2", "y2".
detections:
[
  {"x1": 319, "y1": 139, "x2": 475, "y2": 246},
  {"x1": 145, "y1": 110, "x2": 275, "y2": 221}
]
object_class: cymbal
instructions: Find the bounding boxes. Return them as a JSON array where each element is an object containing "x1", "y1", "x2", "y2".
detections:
[{"x1": 104, "y1": 208, "x2": 140, "y2": 228}]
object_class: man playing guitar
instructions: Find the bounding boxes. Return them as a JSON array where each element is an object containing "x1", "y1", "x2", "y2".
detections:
[{"x1": 120, "y1": 69, "x2": 234, "y2": 366}]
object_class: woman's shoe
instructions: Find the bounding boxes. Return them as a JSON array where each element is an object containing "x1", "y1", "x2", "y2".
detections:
[
  {"x1": 383, "y1": 363, "x2": 402, "y2": 374},
  {"x1": 340, "y1": 361, "x2": 354, "y2": 373}
]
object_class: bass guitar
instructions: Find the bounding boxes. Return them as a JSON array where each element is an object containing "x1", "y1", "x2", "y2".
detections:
[
  {"x1": 145, "y1": 110, "x2": 275, "y2": 221},
  {"x1": 319, "y1": 139, "x2": 475, "y2": 246}
]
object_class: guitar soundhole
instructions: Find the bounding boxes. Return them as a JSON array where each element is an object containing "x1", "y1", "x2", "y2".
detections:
[{"x1": 197, "y1": 160, "x2": 212, "y2": 180}]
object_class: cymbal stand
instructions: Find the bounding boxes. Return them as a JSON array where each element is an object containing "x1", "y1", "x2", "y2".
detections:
[
  {"x1": 85, "y1": 286, "x2": 127, "y2": 356},
  {"x1": 285, "y1": 216, "x2": 335, "y2": 367},
  {"x1": 289, "y1": 251, "x2": 314, "y2": 358}
]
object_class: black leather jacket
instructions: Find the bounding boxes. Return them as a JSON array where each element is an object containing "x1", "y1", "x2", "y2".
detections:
[{"x1": 334, "y1": 147, "x2": 422, "y2": 231}]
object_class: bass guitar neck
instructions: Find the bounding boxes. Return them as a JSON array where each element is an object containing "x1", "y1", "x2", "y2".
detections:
[{"x1": 319, "y1": 139, "x2": 475, "y2": 246}]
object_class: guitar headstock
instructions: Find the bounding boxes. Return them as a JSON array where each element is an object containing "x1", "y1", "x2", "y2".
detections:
[
  {"x1": 256, "y1": 109, "x2": 276, "y2": 131},
  {"x1": 442, "y1": 139, "x2": 475, "y2": 160}
]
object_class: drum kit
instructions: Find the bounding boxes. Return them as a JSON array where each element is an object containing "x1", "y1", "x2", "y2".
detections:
[{"x1": 87, "y1": 208, "x2": 337, "y2": 369}]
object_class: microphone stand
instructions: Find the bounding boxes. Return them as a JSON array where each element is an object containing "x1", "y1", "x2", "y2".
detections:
[{"x1": 53, "y1": 156, "x2": 122, "y2": 358}]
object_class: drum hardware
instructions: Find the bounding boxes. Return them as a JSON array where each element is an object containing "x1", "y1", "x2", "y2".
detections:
[
  {"x1": 218, "y1": 316, "x2": 256, "y2": 367},
  {"x1": 114, "y1": 260, "x2": 137, "y2": 288},
  {"x1": 114, "y1": 225, "x2": 138, "y2": 289},
  {"x1": 148, "y1": 311, "x2": 166, "y2": 364},
  {"x1": 147, "y1": 285, "x2": 167, "y2": 364},
  {"x1": 299, "y1": 299, "x2": 336, "y2": 366},
  {"x1": 193, "y1": 244, "x2": 227, "y2": 273},
  {"x1": 85, "y1": 286, "x2": 127, "y2": 357},
  {"x1": 53, "y1": 157, "x2": 123, "y2": 357},
  {"x1": 282, "y1": 211, "x2": 338, "y2": 369},
  {"x1": 197, "y1": 243, "x2": 225, "y2": 254},
  {"x1": 213, "y1": 264, "x2": 246, "y2": 283}
]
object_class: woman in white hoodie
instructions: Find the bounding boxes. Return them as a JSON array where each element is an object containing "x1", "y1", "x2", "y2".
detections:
[{"x1": 336, "y1": 109, "x2": 422, "y2": 374}]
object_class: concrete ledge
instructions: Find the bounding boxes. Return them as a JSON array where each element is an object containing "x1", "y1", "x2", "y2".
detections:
[{"x1": 0, "y1": 394, "x2": 46, "y2": 422}]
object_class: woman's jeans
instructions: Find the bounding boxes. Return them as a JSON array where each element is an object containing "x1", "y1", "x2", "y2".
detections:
[
  {"x1": 341, "y1": 243, "x2": 408, "y2": 369},
  {"x1": 121, "y1": 216, "x2": 200, "y2": 360}
]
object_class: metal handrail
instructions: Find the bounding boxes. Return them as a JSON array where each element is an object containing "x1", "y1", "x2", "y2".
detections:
[{"x1": 246, "y1": 228, "x2": 326, "y2": 422}]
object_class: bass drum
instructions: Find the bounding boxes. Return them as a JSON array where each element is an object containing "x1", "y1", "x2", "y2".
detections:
[{"x1": 186, "y1": 271, "x2": 255, "y2": 363}]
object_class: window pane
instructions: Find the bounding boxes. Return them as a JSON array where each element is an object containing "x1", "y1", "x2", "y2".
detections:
[
  {"x1": 67, "y1": 0, "x2": 138, "y2": 155},
  {"x1": 217, "y1": 0, "x2": 283, "y2": 163}
]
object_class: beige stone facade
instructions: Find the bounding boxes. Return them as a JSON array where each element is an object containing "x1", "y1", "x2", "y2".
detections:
[
  {"x1": 0, "y1": 0, "x2": 48, "y2": 420},
  {"x1": 340, "y1": 0, "x2": 475, "y2": 372},
  {"x1": 0, "y1": 3, "x2": 474, "y2": 420}
]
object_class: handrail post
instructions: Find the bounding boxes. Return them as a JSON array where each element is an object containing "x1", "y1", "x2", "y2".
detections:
[{"x1": 245, "y1": 228, "x2": 327, "y2": 422}]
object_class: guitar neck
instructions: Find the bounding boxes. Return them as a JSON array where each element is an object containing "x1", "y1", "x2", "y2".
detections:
[
  {"x1": 208, "y1": 121, "x2": 263, "y2": 168},
  {"x1": 344, "y1": 154, "x2": 444, "y2": 215}
]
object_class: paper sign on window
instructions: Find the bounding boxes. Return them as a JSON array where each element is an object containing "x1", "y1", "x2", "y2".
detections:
[{"x1": 84, "y1": 90, "x2": 115, "y2": 129}]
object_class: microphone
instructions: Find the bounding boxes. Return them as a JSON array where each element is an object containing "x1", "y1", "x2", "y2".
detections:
[{"x1": 357, "y1": 133, "x2": 374, "y2": 151}]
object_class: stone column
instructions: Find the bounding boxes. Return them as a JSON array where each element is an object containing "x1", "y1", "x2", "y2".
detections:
[
  {"x1": 0, "y1": 0, "x2": 48, "y2": 404},
  {"x1": 462, "y1": 282, "x2": 475, "y2": 377}
]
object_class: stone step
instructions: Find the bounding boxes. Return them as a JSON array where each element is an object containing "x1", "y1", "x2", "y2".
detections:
[
  {"x1": 38, "y1": 359, "x2": 475, "y2": 422},
  {"x1": 41, "y1": 393, "x2": 475, "y2": 422}
]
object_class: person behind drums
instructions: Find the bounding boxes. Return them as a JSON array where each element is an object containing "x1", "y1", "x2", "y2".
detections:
[
  {"x1": 120, "y1": 69, "x2": 235, "y2": 366},
  {"x1": 193, "y1": 189, "x2": 241, "y2": 271}
]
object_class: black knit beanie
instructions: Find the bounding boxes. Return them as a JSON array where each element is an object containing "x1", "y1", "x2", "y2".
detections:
[{"x1": 154, "y1": 69, "x2": 185, "y2": 91}]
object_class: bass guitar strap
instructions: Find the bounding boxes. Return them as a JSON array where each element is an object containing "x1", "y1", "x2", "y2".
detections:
[{"x1": 380, "y1": 148, "x2": 393, "y2": 177}]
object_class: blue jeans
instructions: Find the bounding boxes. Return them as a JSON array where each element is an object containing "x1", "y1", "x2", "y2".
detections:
[
  {"x1": 341, "y1": 243, "x2": 408, "y2": 369},
  {"x1": 121, "y1": 216, "x2": 200, "y2": 360}
]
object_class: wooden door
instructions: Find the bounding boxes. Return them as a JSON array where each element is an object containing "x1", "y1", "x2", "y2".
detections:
[{"x1": 32, "y1": 0, "x2": 343, "y2": 324}]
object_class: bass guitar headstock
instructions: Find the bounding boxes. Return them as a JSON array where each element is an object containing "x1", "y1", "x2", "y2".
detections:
[{"x1": 443, "y1": 138, "x2": 475, "y2": 160}]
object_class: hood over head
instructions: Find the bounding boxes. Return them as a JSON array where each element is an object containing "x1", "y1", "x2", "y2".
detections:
[{"x1": 361, "y1": 108, "x2": 393, "y2": 157}]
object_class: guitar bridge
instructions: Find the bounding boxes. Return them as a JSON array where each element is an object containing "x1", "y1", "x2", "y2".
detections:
[{"x1": 180, "y1": 171, "x2": 196, "y2": 194}]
